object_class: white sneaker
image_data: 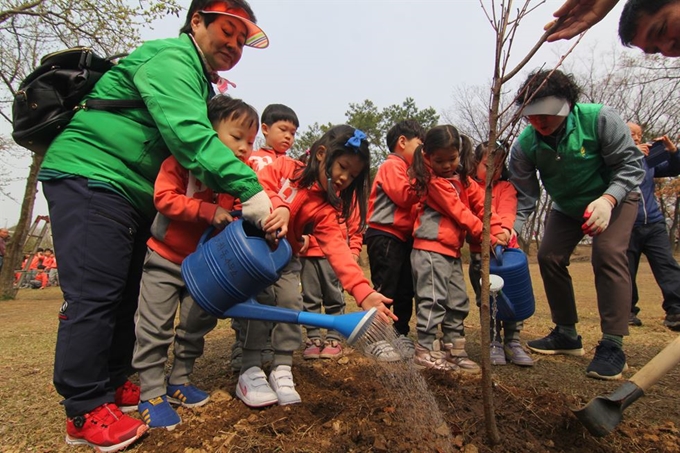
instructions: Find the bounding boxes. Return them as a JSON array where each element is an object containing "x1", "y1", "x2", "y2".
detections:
[
  {"x1": 268, "y1": 365, "x2": 301, "y2": 406},
  {"x1": 364, "y1": 340, "x2": 402, "y2": 362},
  {"x1": 236, "y1": 367, "x2": 278, "y2": 408}
]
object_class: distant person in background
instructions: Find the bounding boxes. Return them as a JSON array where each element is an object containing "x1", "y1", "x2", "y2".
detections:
[
  {"x1": 0, "y1": 228, "x2": 9, "y2": 272},
  {"x1": 625, "y1": 122, "x2": 680, "y2": 331},
  {"x1": 30, "y1": 264, "x2": 49, "y2": 289},
  {"x1": 509, "y1": 69, "x2": 644, "y2": 381},
  {"x1": 42, "y1": 248, "x2": 58, "y2": 287},
  {"x1": 28, "y1": 248, "x2": 45, "y2": 282}
]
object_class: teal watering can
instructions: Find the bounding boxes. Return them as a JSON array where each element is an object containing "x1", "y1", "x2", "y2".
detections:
[
  {"x1": 181, "y1": 218, "x2": 377, "y2": 345},
  {"x1": 488, "y1": 246, "x2": 536, "y2": 322}
]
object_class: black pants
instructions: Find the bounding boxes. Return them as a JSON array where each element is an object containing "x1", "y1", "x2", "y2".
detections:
[
  {"x1": 365, "y1": 234, "x2": 414, "y2": 335},
  {"x1": 628, "y1": 221, "x2": 680, "y2": 316},
  {"x1": 43, "y1": 178, "x2": 150, "y2": 417}
]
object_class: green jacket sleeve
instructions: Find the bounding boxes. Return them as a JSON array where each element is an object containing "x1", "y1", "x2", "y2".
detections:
[{"x1": 133, "y1": 44, "x2": 262, "y2": 201}]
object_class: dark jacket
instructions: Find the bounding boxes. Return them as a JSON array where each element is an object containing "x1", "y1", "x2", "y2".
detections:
[{"x1": 635, "y1": 150, "x2": 680, "y2": 226}]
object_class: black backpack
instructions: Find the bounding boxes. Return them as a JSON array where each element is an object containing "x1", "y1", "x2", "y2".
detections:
[{"x1": 11, "y1": 47, "x2": 146, "y2": 155}]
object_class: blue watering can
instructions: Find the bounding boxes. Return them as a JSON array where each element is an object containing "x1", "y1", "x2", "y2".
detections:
[
  {"x1": 181, "y1": 218, "x2": 377, "y2": 345},
  {"x1": 488, "y1": 246, "x2": 536, "y2": 322}
]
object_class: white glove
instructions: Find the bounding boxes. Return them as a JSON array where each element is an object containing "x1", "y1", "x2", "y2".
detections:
[
  {"x1": 241, "y1": 190, "x2": 272, "y2": 229},
  {"x1": 582, "y1": 196, "x2": 615, "y2": 236}
]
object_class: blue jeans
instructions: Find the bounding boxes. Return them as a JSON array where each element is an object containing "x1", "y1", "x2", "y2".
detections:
[
  {"x1": 43, "y1": 178, "x2": 150, "y2": 417},
  {"x1": 628, "y1": 221, "x2": 680, "y2": 316}
]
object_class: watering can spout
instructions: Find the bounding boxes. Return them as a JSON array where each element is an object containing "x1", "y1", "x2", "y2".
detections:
[{"x1": 224, "y1": 301, "x2": 377, "y2": 345}]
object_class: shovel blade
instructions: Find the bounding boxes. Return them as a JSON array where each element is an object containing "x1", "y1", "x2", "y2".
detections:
[
  {"x1": 572, "y1": 396, "x2": 623, "y2": 437},
  {"x1": 572, "y1": 381, "x2": 644, "y2": 437}
]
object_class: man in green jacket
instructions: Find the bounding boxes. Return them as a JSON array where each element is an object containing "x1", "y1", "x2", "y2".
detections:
[
  {"x1": 38, "y1": 1, "x2": 272, "y2": 451},
  {"x1": 509, "y1": 69, "x2": 644, "y2": 381}
]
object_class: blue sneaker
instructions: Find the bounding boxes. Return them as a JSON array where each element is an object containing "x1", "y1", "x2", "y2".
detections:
[
  {"x1": 166, "y1": 383, "x2": 210, "y2": 408},
  {"x1": 139, "y1": 396, "x2": 181, "y2": 430}
]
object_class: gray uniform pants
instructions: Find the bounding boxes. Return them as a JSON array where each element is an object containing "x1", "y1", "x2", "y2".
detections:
[
  {"x1": 240, "y1": 258, "x2": 302, "y2": 370},
  {"x1": 132, "y1": 249, "x2": 217, "y2": 401},
  {"x1": 300, "y1": 257, "x2": 345, "y2": 342},
  {"x1": 411, "y1": 249, "x2": 469, "y2": 349},
  {"x1": 537, "y1": 193, "x2": 639, "y2": 336}
]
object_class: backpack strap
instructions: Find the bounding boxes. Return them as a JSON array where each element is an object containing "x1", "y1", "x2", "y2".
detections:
[{"x1": 80, "y1": 99, "x2": 146, "y2": 110}]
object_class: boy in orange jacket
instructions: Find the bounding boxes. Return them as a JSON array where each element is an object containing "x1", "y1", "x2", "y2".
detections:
[
  {"x1": 364, "y1": 120, "x2": 425, "y2": 358},
  {"x1": 231, "y1": 103, "x2": 299, "y2": 371}
]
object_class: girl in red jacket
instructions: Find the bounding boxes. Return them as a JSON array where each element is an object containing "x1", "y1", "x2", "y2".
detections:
[
  {"x1": 465, "y1": 142, "x2": 534, "y2": 367},
  {"x1": 235, "y1": 125, "x2": 397, "y2": 408},
  {"x1": 409, "y1": 125, "x2": 508, "y2": 372}
]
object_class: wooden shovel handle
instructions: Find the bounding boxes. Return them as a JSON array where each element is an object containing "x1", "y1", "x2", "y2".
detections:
[{"x1": 629, "y1": 335, "x2": 680, "y2": 391}]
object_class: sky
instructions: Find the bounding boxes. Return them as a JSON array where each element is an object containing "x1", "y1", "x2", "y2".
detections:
[{"x1": 0, "y1": 0, "x2": 632, "y2": 228}]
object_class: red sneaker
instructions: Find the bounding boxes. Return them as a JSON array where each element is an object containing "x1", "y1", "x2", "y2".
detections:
[
  {"x1": 66, "y1": 403, "x2": 148, "y2": 452},
  {"x1": 114, "y1": 380, "x2": 140, "y2": 413}
]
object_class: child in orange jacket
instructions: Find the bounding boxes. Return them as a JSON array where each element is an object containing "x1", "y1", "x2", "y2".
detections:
[
  {"x1": 365, "y1": 120, "x2": 426, "y2": 359},
  {"x1": 409, "y1": 126, "x2": 508, "y2": 372},
  {"x1": 230, "y1": 103, "x2": 300, "y2": 373},
  {"x1": 235, "y1": 125, "x2": 396, "y2": 408},
  {"x1": 132, "y1": 95, "x2": 259, "y2": 430},
  {"x1": 465, "y1": 142, "x2": 534, "y2": 367},
  {"x1": 300, "y1": 204, "x2": 363, "y2": 359}
]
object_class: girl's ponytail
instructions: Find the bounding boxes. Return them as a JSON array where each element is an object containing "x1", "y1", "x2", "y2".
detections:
[{"x1": 408, "y1": 144, "x2": 430, "y2": 198}]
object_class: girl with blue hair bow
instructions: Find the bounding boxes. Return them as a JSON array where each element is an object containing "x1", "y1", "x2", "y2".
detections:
[{"x1": 235, "y1": 125, "x2": 397, "y2": 408}]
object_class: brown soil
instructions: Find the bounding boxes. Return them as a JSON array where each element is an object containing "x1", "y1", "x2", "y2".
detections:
[{"x1": 2, "y1": 246, "x2": 680, "y2": 453}]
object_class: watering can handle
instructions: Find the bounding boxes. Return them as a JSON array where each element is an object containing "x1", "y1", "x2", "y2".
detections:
[
  {"x1": 493, "y1": 245, "x2": 504, "y2": 266},
  {"x1": 197, "y1": 210, "x2": 243, "y2": 246}
]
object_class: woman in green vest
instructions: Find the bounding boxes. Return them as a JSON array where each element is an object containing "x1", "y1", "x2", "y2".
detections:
[{"x1": 508, "y1": 69, "x2": 644, "y2": 381}]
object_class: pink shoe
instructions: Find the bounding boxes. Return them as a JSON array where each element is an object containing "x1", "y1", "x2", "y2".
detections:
[
  {"x1": 303, "y1": 338, "x2": 322, "y2": 360},
  {"x1": 320, "y1": 340, "x2": 343, "y2": 359}
]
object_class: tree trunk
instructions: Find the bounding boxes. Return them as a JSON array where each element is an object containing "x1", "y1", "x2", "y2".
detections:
[{"x1": 0, "y1": 152, "x2": 43, "y2": 299}]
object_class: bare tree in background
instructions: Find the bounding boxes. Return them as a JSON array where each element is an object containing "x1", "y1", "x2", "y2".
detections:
[{"x1": 0, "y1": 0, "x2": 181, "y2": 299}]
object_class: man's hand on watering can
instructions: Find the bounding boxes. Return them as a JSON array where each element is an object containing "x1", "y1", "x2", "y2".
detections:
[
  {"x1": 362, "y1": 292, "x2": 398, "y2": 323},
  {"x1": 212, "y1": 207, "x2": 234, "y2": 228},
  {"x1": 242, "y1": 190, "x2": 273, "y2": 229}
]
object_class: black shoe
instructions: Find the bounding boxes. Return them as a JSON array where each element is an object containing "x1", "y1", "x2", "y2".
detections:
[
  {"x1": 664, "y1": 313, "x2": 680, "y2": 331},
  {"x1": 527, "y1": 328, "x2": 584, "y2": 356},
  {"x1": 586, "y1": 340, "x2": 628, "y2": 380},
  {"x1": 628, "y1": 314, "x2": 643, "y2": 327}
]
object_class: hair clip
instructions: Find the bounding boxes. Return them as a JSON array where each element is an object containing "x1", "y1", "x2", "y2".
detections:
[{"x1": 345, "y1": 129, "x2": 367, "y2": 151}]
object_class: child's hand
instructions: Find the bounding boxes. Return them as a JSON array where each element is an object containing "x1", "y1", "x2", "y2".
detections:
[
  {"x1": 211, "y1": 207, "x2": 234, "y2": 228},
  {"x1": 299, "y1": 235, "x2": 310, "y2": 254},
  {"x1": 352, "y1": 253, "x2": 360, "y2": 263},
  {"x1": 361, "y1": 292, "x2": 398, "y2": 323},
  {"x1": 263, "y1": 207, "x2": 290, "y2": 238},
  {"x1": 491, "y1": 234, "x2": 508, "y2": 247}
]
